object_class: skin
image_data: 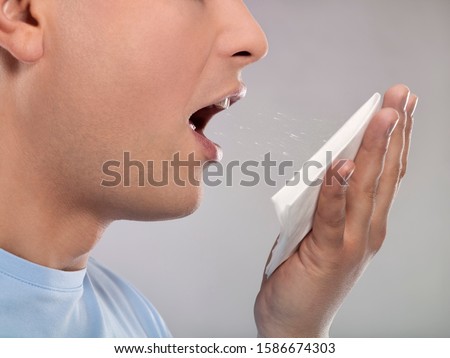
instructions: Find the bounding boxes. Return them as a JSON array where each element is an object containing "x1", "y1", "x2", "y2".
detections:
[
  {"x1": 255, "y1": 88, "x2": 418, "y2": 337},
  {"x1": 0, "y1": 0, "x2": 418, "y2": 337},
  {"x1": 0, "y1": 0, "x2": 268, "y2": 269}
]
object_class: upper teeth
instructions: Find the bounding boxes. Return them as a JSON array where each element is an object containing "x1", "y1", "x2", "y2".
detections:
[{"x1": 214, "y1": 97, "x2": 231, "y2": 110}]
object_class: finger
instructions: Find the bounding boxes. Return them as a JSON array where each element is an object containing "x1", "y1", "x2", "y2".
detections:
[
  {"x1": 345, "y1": 108, "x2": 400, "y2": 240},
  {"x1": 374, "y1": 85, "x2": 411, "y2": 207},
  {"x1": 310, "y1": 159, "x2": 355, "y2": 250},
  {"x1": 381, "y1": 84, "x2": 411, "y2": 184},
  {"x1": 400, "y1": 94, "x2": 419, "y2": 180},
  {"x1": 370, "y1": 95, "x2": 417, "y2": 252}
]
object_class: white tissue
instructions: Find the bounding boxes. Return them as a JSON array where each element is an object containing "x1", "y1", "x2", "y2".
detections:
[{"x1": 266, "y1": 93, "x2": 382, "y2": 277}]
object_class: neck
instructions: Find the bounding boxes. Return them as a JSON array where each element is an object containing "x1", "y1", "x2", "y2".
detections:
[
  {"x1": 0, "y1": 206, "x2": 107, "y2": 272},
  {"x1": 0, "y1": 123, "x2": 109, "y2": 272}
]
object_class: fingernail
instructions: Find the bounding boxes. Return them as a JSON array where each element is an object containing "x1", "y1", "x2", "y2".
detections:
[
  {"x1": 387, "y1": 118, "x2": 400, "y2": 137},
  {"x1": 411, "y1": 96, "x2": 419, "y2": 117},
  {"x1": 402, "y1": 91, "x2": 411, "y2": 112},
  {"x1": 344, "y1": 167, "x2": 355, "y2": 182}
]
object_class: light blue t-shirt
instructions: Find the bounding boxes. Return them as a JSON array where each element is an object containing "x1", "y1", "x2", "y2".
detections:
[{"x1": 0, "y1": 249, "x2": 172, "y2": 337}]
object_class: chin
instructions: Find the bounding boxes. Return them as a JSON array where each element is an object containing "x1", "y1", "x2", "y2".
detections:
[
  {"x1": 107, "y1": 185, "x2": 204, "y2": 222},
  {"x1": 164, "y1": 186, "x2": 204, "y2": 220}
]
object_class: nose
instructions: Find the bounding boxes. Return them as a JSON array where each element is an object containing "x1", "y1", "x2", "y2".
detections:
[{"x1": 215, "y1": 1, "x2": 269, "y2": 67}]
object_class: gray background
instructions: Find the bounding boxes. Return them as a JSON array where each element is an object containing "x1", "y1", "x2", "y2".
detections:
[{"x1": 93, "y1": 0, "x2": 450, "y2": 337}]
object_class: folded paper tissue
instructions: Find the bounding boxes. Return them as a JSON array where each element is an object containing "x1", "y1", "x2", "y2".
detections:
[{"x1": 266, "y1": 93, "x2": 382, "y2": 277}]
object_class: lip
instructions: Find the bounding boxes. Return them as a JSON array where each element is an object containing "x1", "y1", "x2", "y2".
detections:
[
  {"x1": 214, "y1": 83, "x2": 248, "y2": 111},
  {"x1": 188, "y1": 83, "x2": 247, "y2": 161},
  {"x1": 191, "y1": 130, "x2": 223, "y2": 162},
  {"x1": 187, "y1": 83, "x2": 247, "y2": 127}
]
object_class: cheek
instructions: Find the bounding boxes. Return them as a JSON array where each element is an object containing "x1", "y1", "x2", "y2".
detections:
[
  {"x1": 49, "y1": 1, "x2": 208, "y2": 148},
  {"x1": 27, "y1": 1, "x2": 209, "y2": 217},
  {"x1": 67, "y1": 0, "x2": 210, "y2": 109}
]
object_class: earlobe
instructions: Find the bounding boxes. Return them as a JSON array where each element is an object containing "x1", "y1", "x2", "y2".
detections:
[{"x1": 0, "y1": 0, "x2": 43, "y2": 64}]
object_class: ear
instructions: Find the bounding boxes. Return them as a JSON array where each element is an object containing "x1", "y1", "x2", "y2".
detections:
[{"x1": 0, "y1": 0, "x2": 43, "y2": 64}]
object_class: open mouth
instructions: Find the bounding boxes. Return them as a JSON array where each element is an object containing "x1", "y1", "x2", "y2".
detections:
[
  {"x1": 187, "y1": 85, "x2": 247, "y2": 161},
  {"x1": 188, "y1": 84, "x2": 247, "y2": 135},
  {"x1": 188, "y1": 97, "x2": 232, "y2": 134}
]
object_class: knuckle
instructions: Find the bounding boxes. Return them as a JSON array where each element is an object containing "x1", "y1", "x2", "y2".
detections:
[
  {"x1": 385, "y1": 164, "x2": 402, "y2": 182},
  {"x1": 364, "y1": 187, "x2": 378, "y2": 201},
  {"x1": 323, "y1": 175, "x2": 349, "y2": 193},
  {"x1": 316, "y1": 208, "x2": 345, "y2": 229},
  {"x1": 347, "y1": 240, "x2": 366, "y2": 256},
  {"x1": 298, "y1": 239, "x2": 343, "y2": 275},
  {"x1": 362, "y1": 139, "x2": 388, "y2": 156},
  {"x1": 321, "y1": 181, "x2": 334, "y2": 195},
  {"x1": 348, "y1": 177, "x2": 380, "y2": 203},
  {"x1": 327, "y1": 216, "x2": 346, "y2": 229},
  {"x1": 331, "y1": 185, "x2": 348, "y2": 199},
  {"x1": 344, "y1": 244, "x2": 367, "y2": 267}
]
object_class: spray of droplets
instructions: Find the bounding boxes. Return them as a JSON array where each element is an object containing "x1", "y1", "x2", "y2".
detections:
[{"x1": 210, "y1": 110, "x2": 332, "y2": 167}]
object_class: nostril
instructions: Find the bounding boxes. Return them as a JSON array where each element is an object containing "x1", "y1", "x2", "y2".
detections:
[{"x1": 233, "y1": 51, "x2": 251, "y2": 57}]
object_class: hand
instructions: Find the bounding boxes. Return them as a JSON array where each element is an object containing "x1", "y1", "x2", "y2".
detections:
[{"x1": 254, "y1": 84, "x2": 419, "y2": 337}]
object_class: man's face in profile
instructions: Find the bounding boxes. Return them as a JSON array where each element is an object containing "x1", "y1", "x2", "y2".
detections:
[{"x1": 1, "y1": 0, "x2": 267, "y2": 222}]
